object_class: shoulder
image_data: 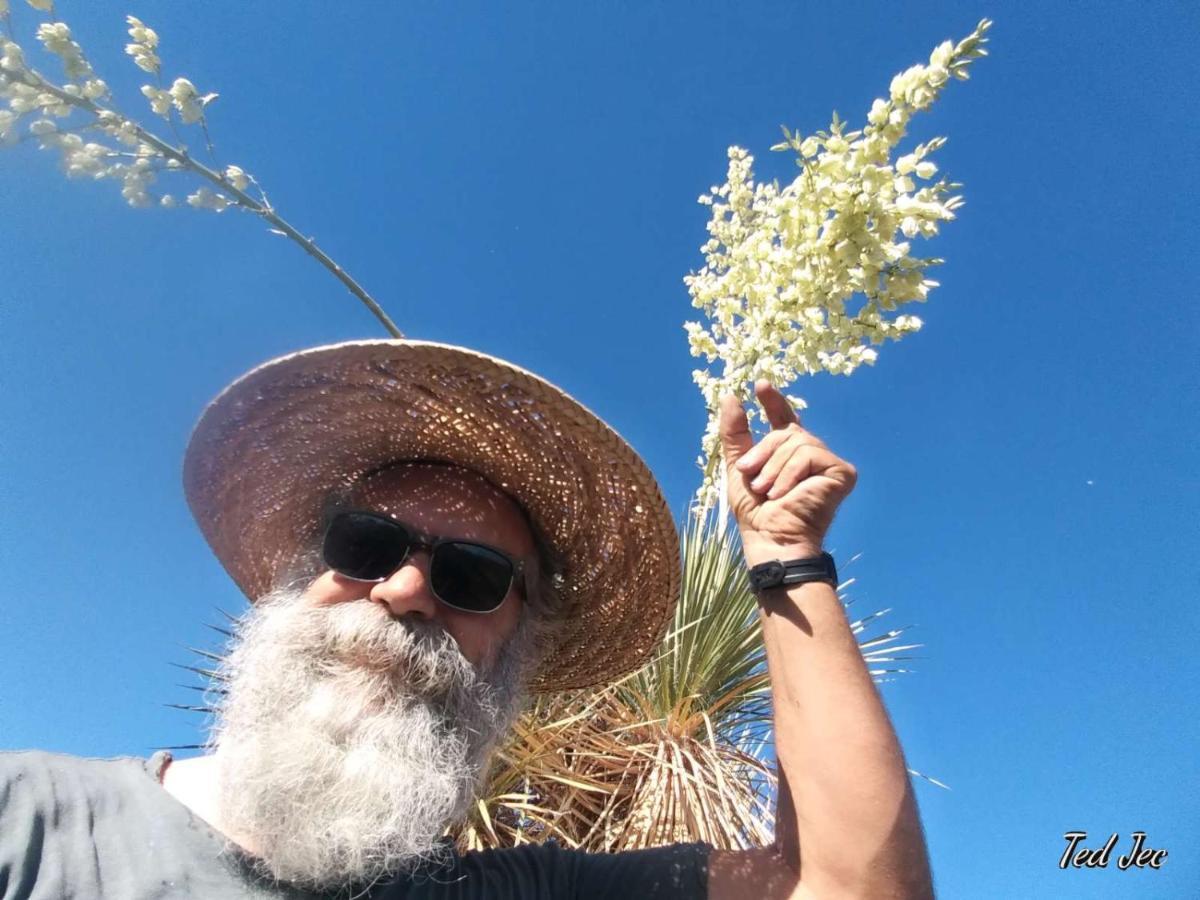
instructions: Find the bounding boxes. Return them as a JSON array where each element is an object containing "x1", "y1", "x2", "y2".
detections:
[
  {"x1": 0, "y1": 749, "x2": 163, "y2": 818},
  {"x1": 0, "y1": 749, "x2": 95, "y2": 796},
  {"x1": 0, "y1": 751, "x2": 150, "y2": 897},
  {"x1": 0, "y1": 748, "x2": 159, "y2": 789}
]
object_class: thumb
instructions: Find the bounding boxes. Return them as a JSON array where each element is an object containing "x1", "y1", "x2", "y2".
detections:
[{"x1": 718, "y1": 393, "x2": 753, "y2": 470}]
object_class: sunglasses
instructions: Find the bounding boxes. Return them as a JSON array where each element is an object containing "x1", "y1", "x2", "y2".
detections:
[{"x1": 321, "y1": 510, "x2": 525, "y2": 614}]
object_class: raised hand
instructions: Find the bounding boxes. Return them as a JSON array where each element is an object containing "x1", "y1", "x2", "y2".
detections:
[{"x1": 718, "y1": 380, "x2": 858, "y2": 565}]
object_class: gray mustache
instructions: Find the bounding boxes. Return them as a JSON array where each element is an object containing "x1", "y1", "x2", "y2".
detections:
[{"x1": 310, "y1": 606, "x2": 479, "y2": 694}]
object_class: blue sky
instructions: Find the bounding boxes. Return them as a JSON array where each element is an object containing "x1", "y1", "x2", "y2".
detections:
[{"x1": 1, "y1": 2, "x2": 1197, "y2": 897}]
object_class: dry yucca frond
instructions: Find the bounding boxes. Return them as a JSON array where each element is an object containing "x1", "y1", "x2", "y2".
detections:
[
  {"x1": 451, "y1": 508, "x2": 920, "y2": 853},
  {"x1": 455, "y1": 684, "x2": 776, "y2": 853}
]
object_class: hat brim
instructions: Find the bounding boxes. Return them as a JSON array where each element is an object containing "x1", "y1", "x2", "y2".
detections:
[{"x1": 183, "y1": 340, "x2": 680, "y2": 691}]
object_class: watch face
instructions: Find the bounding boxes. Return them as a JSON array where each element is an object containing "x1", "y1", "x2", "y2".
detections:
[
  {"x1": 749, "y1": 561, "x2": 786, "y2": 591},
  {"x1": 750, "y1": 554, "x2": 837, "y2": 592}
]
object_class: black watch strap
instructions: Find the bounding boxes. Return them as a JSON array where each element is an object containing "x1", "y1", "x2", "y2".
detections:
[{"x1": 747, "y1": 552, "x2": 838, "y2": 593}]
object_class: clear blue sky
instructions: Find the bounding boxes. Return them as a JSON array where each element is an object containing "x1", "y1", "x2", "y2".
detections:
[{"x1": 1, "y1": 2, "x2": 1196, "y2": 897}]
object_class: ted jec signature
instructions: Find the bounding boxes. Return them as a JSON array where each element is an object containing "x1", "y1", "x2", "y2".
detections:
[{"x1": 1060, "y1": 831, "x2": 1167, "y2": 871}]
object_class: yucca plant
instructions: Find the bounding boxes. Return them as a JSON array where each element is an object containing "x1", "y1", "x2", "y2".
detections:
[{"x1": 450, "y1": 506, "x2": 924, "y2": 852}]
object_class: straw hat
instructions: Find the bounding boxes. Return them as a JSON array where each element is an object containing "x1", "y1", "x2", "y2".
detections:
[{"x1": 182, "y1": 339, "x2": 681, "y2": 691}]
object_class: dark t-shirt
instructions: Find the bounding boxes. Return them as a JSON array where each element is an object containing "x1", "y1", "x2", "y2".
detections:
[{"x1": 0, "y1": 750, "x2": 708, "y2": 899}]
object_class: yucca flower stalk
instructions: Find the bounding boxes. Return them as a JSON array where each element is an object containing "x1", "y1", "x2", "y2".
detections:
[
  {"x1": 0, "y1": 1, "x2": 401, "y2": 336},
  {"x1": 685, "y1": 20, "x2": 992, "y2": 515},
  {"x1": 450, "y1": 506, "x2": 926, "y2": 852}
]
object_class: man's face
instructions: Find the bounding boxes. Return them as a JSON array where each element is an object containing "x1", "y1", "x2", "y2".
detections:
[
  {"x1": 303, "y1": 462, "x2": 534, "y2": 671},
  {"x1": 210, "y1": 462, "x2": 541, "y2": 890}
]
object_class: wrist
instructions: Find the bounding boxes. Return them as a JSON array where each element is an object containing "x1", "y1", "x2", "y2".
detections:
[{"x1": 741, "y1": 537, "x2": 825, "y2": 568}]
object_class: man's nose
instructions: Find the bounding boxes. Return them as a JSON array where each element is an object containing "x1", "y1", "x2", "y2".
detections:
[{"x1": 368, "y1": 551, "x2": 439, "y2": 620}]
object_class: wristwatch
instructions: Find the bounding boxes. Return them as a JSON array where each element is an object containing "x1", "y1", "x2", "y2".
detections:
[{"x1": 747, "y1": 552, "x2": 838, "y2": 593}]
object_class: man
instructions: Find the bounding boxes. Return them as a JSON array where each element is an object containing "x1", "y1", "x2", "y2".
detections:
[{"x1": 0, "y1": 340, "x2": 934, "y2": 898}]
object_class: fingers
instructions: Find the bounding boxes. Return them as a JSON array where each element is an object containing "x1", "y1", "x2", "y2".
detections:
[
  {"x1": 768, "y1": 444, "x2": 854, "y2": 499},
  {"x1": 736, "y1": 429, "x2": 794, "y2": 479},
  {"x1": 755, "y1": 380, "x2": 800, "y2": 430},
  {"x1": 743, "y1": 435, "x2": 848, "y2": 499},
  {"x1": 749, "y1": 438, "x2": 823, "y2": 498},
  {"x1": 765, "y1": 449, "x2": 813, "y2": 500},
  {"x1": 724, "y1": 382, "x2": 825, "y2": 479},
  {"x1": 747, "y1": 439, "x2": 804, "y2": 496},
  {"x1": 736, "y1": 382, "x2": 826, "y2": 477},
  {"x1": 718, "y1": 392, "x2": 753, "y2": 470}
]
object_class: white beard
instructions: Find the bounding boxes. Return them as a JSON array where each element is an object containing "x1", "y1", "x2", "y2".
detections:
[{"x1": 208, "y1": 586, "x2": 534, "y2": 891}]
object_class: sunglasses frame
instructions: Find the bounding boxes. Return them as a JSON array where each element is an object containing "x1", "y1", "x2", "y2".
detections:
[{"x1": 321, "y1": 509, "x2": 526, "y2": 615}]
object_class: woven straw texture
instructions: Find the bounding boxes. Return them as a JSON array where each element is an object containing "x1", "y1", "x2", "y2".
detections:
[{"x1": 183, "y1": 340, "x2": 681, "y2": 691}]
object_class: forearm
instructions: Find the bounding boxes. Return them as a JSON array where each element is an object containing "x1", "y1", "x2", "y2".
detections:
[
  {"x1": 751, "y1": 550, "x2": 932, "y2": 898},
  {"x1": 707, "y1": 383, "x2": 932, "y2": 899}
]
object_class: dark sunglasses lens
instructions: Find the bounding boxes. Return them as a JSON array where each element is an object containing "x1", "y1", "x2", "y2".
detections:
[
  {"x1": 432, "y1": 543, "x2": 514, "y2": 612},
  {"x1": 323, "y1": 512, "x2": 410, "y2": 581}
]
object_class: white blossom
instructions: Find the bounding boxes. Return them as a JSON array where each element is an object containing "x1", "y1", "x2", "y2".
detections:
[
  {"x1": 126, "y1": 16, "x2": 158, "y2": 49},
  {"x1": 120, "y1": 157, "x2": 156, "y2": 207},
  {"x1": 140, "y1": 84, "x2": 171, "y2": 118},
  {"x1": 224, "y1": 164, "x2": 248, "y2": 190},
  {"x1": 81, "y1": 78, "x2": 107, "y2": 100},
  {"x1": 6, "y1": 81, "x2": 47, "y2": 113},
  {"x1": 685, "y1": 19, "x2": 991, "y2": 513},
  {"x1": 1, "y1": 39, "x2": 26, "y2": 72},
  {"x1": 36, "y1": 21, "x2": 93, "y2": 81},
  {"x1": 61, "y1": 138, "x2": 107, "y2": 178},
  {"x1": 187, "y1": 186, "x2": 231, "y2": 212},
  {"x1": 168, "y1": 77, "x2": 202, "y2": 123},
  {"x1": 124, "y1": 42, "x2": 158, "y2": 73},
  {"x1": 99, "y1": 115, "x2": 140, "y2": 146},
  {"x1": 25, "y1": 0, "x2": 53, "y2": 11},
  {"x1": 124, "y1": 17, "x2": 160, "y2": 75}
]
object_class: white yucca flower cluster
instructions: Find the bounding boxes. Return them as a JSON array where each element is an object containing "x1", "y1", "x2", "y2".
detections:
[
  {"x1": 0, "y1": 1, "x2": 402, "y2": 336},
  {"x1": 0, "y1": 3, "x2": 237, "y2": 210},
  {"x1": 685, "y1": 19, "x2": 991, "y2": 514}
]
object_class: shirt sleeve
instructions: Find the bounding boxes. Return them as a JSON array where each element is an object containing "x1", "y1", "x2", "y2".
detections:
[
  {"x1": 564, "y1": 842, "x2": 710, "y2": 899},
  {"x1": 0, "y1": 751, "x2": 75, "y2": 900},
  {"x1": 383, "y1": 840, "x2": 710, "y2": 900}
]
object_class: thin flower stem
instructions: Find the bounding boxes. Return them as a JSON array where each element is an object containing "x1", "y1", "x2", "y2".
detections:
[
  {"x1": 8, "y1": 68, "x2": 404, "y2": 338},
  {"x1": 198, "y1": 115, "x2": 215, "y2": 159},
  {"x1": 165, "y1": 111, "x2": 186, "y2": 149}
]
